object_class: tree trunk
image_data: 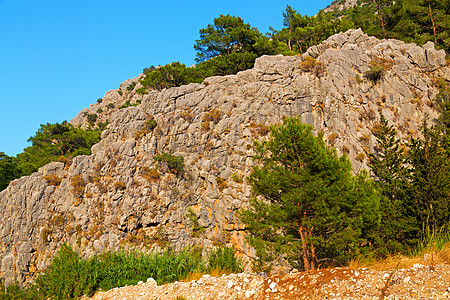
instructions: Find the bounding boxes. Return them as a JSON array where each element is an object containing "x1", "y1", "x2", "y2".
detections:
[
  {"x1": 299, "y1": 225, "x2": 310, "y2": 271},
  {"x1": 428, "y1": 2, "x2": 438, "y2": 44}
]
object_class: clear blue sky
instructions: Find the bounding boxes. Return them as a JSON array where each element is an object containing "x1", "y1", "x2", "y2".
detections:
[{"x1": 0, "y1": 0, "x2": 332, "y2": 156}]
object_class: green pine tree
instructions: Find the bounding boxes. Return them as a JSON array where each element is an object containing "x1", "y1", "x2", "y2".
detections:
[{"x1": 239, "y1": 117, "x2": 381, "y2": 271}]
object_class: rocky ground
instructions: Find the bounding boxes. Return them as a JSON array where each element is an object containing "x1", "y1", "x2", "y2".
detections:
[{"x1": 84, "y1": 263, "x2": 450, "y2": 300}]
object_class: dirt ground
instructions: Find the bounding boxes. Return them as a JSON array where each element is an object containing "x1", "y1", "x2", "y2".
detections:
[{"x1": 84, "y1": 263, "x2": 450, "y2": 300}]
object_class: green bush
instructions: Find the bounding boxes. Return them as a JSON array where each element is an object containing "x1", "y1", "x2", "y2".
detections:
[
  {"x1": 86, "y1": 113, "x2": 98, "y2": 125},
  {"x1": 96, "y1": 108, "x2": 103, "y2": 113},
  {"x1": 154, "y1": 152, "x2": 185, "y2": 175},
  {"x1": 207, "y1": 246, "x2": 243, "y2": 273},
  {"x1": 97, "y1": 98, "x2": 103, "y2": 103},
  {"x1": 119, "y1": 100, "x2": 139, "y2": 109},
  {"x1": 136, "y1": 87, "x2": 148, "y2": 95},
  {"x1": 364, "y1": 64, "x2": 385, "y2": 83},
  {"x1": 106, "y1": 103, "x2": 115, "y2": 109},
  {"x1": 1, "y1": 243, "x2": 243, "y2": 299},
  {"x1": 127, "y1": 82, "x2": 137, "y2": 91}
]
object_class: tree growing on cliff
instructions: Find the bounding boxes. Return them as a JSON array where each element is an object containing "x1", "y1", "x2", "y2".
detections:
[
  {"x1": 239, "y1": 117, "x2": 381, "y2": 271},
  {"x1": 194, "y1": 15, "x2": 262, "y2": 62}
]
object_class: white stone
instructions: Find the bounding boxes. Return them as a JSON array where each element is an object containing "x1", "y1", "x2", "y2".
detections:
[
  {"x1": 245, "y1": 290, "x2": 255, "y2": 298},
  {"x1": 269, "y1": 282, "x2": 277, "y2": 290},
  {"x1": 403, "y1": 276, "x2": 410, "y2": 284},
  {"x1": 146, "y1": 278, "x2": 157, "y2": 286}
]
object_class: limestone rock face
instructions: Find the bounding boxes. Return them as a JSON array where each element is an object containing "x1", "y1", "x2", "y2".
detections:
[{"x1": 1, "y1": 29, "x2": 448, "y2": 285}]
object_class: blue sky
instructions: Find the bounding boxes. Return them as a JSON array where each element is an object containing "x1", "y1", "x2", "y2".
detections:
[{"x1": 0, "y1": 0, "x2": 332, "y2": 156}]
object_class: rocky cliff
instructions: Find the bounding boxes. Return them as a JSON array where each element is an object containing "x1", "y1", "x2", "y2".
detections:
[{"x1": 0, "y1": 29, "x2": 448, "y2": 286}]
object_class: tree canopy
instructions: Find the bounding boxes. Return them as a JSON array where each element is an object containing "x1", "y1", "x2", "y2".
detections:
[
  {"x1": 239, "y1": 117, "x2": 381, "y2": 271},
  {"x1": 194, "y1": 15, "x2": 262, "y2": 62},
  {"x1": 0, "y1": 122, "x2": 102, "y2": 191}
]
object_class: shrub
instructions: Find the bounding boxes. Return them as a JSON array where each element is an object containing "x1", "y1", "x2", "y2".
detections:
[
  {"x1": 141, "y1": 167, "x2": 160, "y2": 182},
  {"x1": 364, "y1": 64, "x2": 385, "y2": 83},
  {"x1": 207, "y1": 246, "x2": 243, "y2": 274},
  {"x1": 249, "y1": 122, "x2": 269, "y2": 136},
  {"x1": 106, "y1": 103, "x2": 115, "y2": 109},
  {"x1": 43, "y1": 175, "x2": 62, "y2": 186},
  {"x1": 144, "y1": 117, "x2": 157, "y2": 131},
  {"x1": 127, "y1": 82, "x2": 137, "y2": 91},
  {"x1": 231, "y1": 173, "x2": 244, "y2": 183},
  {"x1": 216, "y1": 177, "x2": 228, "y2": 191},
  {"x1": 299, "y1": 56, "x2": 326, "y2": 77},
  {"x1": 97, "y1": 98, "x2": 103, "y2": 103},
  {"x1": 70, "y1": 175, "x2": 85, "y2": 198},
  {"x1": 113, "y1": 181, "x2": 126, "y2": 191},
  {"x1": 187, "y1": 208, "x2": 205, "y2": 237},
  {"x1": 136, "y1": 87, "x2": 148, "y2": 95},
  {"x1": 154, "y1": 152, "x2": 184, "y2": 175},
  {"x1": 87, "y1": 113, "x2": 98, "y2": 125},
  {"x1": 119, "y1": 100, "x2": 139, "y2": 109},
  {"x1": 117, "y1": 90, "x2": 123, "y2": 96}
]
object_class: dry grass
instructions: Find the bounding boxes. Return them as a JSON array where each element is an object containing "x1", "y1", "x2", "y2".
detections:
[{"x1": 348, "y1": 243, "x2": 450, "y2": 271}]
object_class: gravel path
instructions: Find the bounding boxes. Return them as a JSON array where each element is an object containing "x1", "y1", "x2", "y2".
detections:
[{"x1": 83, "y1": 264, "x2": 450, "y2": 299}]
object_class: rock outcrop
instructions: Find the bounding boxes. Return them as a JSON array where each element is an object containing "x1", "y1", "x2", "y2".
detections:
[{"x1": 0, "y1": 29, "x2": 448, "y2": 286}]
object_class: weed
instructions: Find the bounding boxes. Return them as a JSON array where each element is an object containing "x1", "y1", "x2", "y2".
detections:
[
  {"x1": 249, "y1": 122, "x2": 270, "y2": 136},
  {"x1": 216, "y1": 177, "x2": 228, "y2": 191},
  {"x1": 187, "y1": 208, "x2": 205, "y2": 237},
  {"x1": 43, "y1": 175, "x2": 62, "y2": 186},
  {"x1": 113, "y1": 181, "x2": 126, "y2": 191},
  {"x1": 136, "y1": 87, "x2": 148, "y2": 95},
  {"x1": 356, "y1": 152, "x2": 365, "y2": 162},
  {"x1": 231, "y1": 173, "x2": 244, "y2": 183},
  {"x1": 141, "y1": 167, "x2": 160, "y2": 182},
  {"x1": 299, "y1": 56, "x2": 326, "y2": 77},
  {"x1": 71, "y1": 175, "x2": 85, "y2": 198},
  {"x1": 154, "y1": 152, "x2": 184, "y2": 175},
  {"x1": 127, "y1": 82, "x2": 137, "y2": 91}
]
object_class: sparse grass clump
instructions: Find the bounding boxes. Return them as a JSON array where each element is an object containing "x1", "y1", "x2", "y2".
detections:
[
  {"x1": 299, "y1": 56, "x2": 326, "y2": 77},
  {"x1": 43, "y1": 175, "x2": 62, "y2": 186}
]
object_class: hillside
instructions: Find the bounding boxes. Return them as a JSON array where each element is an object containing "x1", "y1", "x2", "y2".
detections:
[{"x1": 0, "y1": 28, "x2": 448, "y2": 289}]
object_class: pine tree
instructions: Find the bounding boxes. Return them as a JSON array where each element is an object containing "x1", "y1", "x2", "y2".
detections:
[
  {"x1": 368, "y1": 114, "x2": 416, "y2": 254},
  {"x1": 239, "y1": 117, "x2": 381, "y2": 271}
]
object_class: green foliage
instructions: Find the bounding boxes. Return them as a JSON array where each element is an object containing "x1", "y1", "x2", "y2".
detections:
[
  {"x1": 106, "y1": 103, "x2": 115, "y2": 109},
  {"x1": 239, "y1": 117, "x2": 381, "y2": 271},
  {"x1": 194, "y1": 14, "x2": 262, "y2": 62},
  {"x1": 207, "y1": 246, "x2": 243, "y2": 273},
  {"x1": 187, "y1": 208, "x2": 205, "y2": 237},
  {"x1": 127, "y1": 82, "x2": 137, "y2": 91},
  {"x1": 96, "y1": 108, "x2": 103, "y2": 113},
  {"x1": 196, "y1": 52, "x2": 258, "y2": 77},
  {"x1": 86, "y1": 113, "x2": 98, "y2": 125},
  {"x1": 368, "y1": 91, "x2": 450, "y2": 255},
  {"x1": 97, "y1": 98, "x2": 103, "y2": 103},
  {"x1": 0, "y1": 152, "x2": 19, "y2": 191},
  {"x1": 140, "y1": 62, "x2": 202, "y2": 91},
  {"x1": 144, "y1": 116, "x2": 157, "y2": 131},
  {"x1": 364, "y1": 64, "x2": 386, "y2": 83},
  {"x1": 368, "y1": 114, "x2": 417, "y2": 255},
  {"x1": 0, "y1": 122, "x2": 103, "y2": 191},
  {"x1": 119, "y1": 100, "x2": 139, "y2": 109},
  {"x1": 154, "y1": 152, "x2": 185, "y2": 175},
  {"x1": 408, "y1": 121, "x2": 450, "y2": 231},
  {"x1": 2, "y1": 244, "x2": 243, "y2": 299},
  {"x1": 136, "y1": 87, "x2": 148, "y2": 95}
]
